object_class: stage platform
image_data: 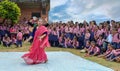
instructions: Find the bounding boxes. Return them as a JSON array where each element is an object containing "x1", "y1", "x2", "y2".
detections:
[{"x1": 0, "y1": 52, "x2": 113, "y2": 71}]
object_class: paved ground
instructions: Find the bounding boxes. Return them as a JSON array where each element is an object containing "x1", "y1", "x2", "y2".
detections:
[{"x1": 0, "y1": 52, "x2": 113, "y2": 71}]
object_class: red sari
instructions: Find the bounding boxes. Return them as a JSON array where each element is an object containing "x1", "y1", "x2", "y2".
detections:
[{"x1": 22, "y1": 26, "x2": 50, "y2": 64}]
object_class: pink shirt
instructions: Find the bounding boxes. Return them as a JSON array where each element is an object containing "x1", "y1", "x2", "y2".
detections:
[
  {"x1": 64, "y1": 38, "x2": 68, "y2": 47},
  {"x1": 1, "y1": 27, "x2": 3, "y2": 30},
  {"x1": 93, "y1": 46, "x2": 100, "y2": 53},
  {"x1": 60, "y1": 28, "x2": 64, "y2": 32},
  {"x1": 105, "y1": 49, "x2": 112, "y2": 55},
  {"x1": 52, "y1": 31, "x2": 57, "y2": 35},
  {"x1": 88, "y1": 46, "x2": 92, "y2": 51},
  {"x1": 73, "y1": 28, "x2": 77, "y2": 34},
  {"x1": 85, "y1": 33, "x2": 90, "y2": 40},
  {"x1": 65, "y1": 26, "x2": 68, "y2": 33},
  {"x1": 90, "y1": 25, "x2": 96, "y2": 32},
  {"x1": 90, "y1": 46, "x2": 100, "y2": 53},
  {"x1": 96, "y1": 30, "x2": 103, "y2": 37},
  {"x1": 56, "y1": 27, "x2": 60, "y2": 31},
  {"x1": 73, "y1": 40, "x2": 79, "y2": 47},
  {"x1": 10, "y1": 28, "x2": 16, "y2": 33},
  {"x1": 112, "y1": 50, "x2": 120, "y2": 56},
  {"x1": 86, "y1": 26, "x2": 90, "y2": 30},
  {"x1": 80, "y1": 28, "x2": 85, "y2": 33},
  {"x1": 118, "y1": 28, "x2": 120, "y2": 33},
  {"x1": 48, "y1": 29, "x2": 51, "y2": 35},
  {"x1": 59, "y1": 37, "x2": 63, "y2": 43},
  {"x1": 67, "y1": 40, "x2": 72, "y2": 46},
  {"x1": 69, "y1": 27, "x2": 73, "y2": 33},
  {"x1": 105, "y1": 31, "x2": 110, "y2": 37},
  {"x1": 12, "y1": 37, "x2": 17, "y2": 43},
  {"x1": 22, "y1": 27, "x2": 25, "y2": 30},
  {"x1": 97, "y1": 39, "x2": 104, "y2": 46},
  {"x1": 112, "y1": 33, "x2": 119, "y2": 43},
  {"x1": 56, "y1": 30, "x2": 59, "y2": 37},
  {"x1": 24, "y1": 27, "x2": 29, "y2": 34},
  {"x1": 60, "y1": 26, "x2": 64, "y2": 32},
  {"x1": 17, "y1": 32, "x2": 23, "y2": 40},
  {"x1": 3, "y1": 26, "x2": 6, "y2": 30},
  {"x1": 76, "y1": 26, "x2": 79, "y2": 30}
]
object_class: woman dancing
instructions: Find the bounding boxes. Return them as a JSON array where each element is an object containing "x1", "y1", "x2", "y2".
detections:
[{"x1": 22, "y1": 18, "x2": 50, "y2": 65}]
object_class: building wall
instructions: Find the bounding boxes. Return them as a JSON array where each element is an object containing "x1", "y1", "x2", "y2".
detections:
[
  {"x1": 20, "y1": 7, "x2": 49, "y2": 20},
  {"x1": 20, "y1": 8, "x2": 41, "y2": 20}
]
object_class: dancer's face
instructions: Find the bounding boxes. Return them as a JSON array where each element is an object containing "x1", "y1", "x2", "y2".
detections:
[
  {"x1": 37, "y1": 20, "x2": 43, "y2": 26},
  {"x1": 37, "y1": 18, "x2": 46, "y2": 26}
]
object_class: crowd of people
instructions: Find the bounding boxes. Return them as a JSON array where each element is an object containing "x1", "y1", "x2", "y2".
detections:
[
  {"x1": 48, "y1": 20, "x2": 120, "y2": 62},
  {"x1": 0, "y1": 18, "x2": 120, "y2": 62},
  {"x1": 0, "y1": 18, "x2": 31, "y2": 47}
]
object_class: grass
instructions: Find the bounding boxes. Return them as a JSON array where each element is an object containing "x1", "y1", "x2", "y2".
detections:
[{"x1": 0, "y1": 43, "x2": 120, "y2": 71}]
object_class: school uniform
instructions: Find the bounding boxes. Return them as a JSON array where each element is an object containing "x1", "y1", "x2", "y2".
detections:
[
  {"x1": 17, "y1": 32, "x2": 23, "y2": 47},
  {"x1": 112, "y1": 33, "x2": 120, "y2": 49},
  {"x1": 88, "y1": 46, "x2": 100, "y2": 55}
]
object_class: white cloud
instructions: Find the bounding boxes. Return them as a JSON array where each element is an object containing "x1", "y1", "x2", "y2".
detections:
[
  {"x1": 50, "y1": 0, "x2": 120, "y2": 23},
  {"x1": 50, "y1": 0, "x2": 68, "y2": 9},
  {"x1": 52, "y1": 13, "x2": 63, "y2": 18}
]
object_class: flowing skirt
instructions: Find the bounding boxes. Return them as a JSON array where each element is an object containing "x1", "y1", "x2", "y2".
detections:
[{"x1": 22, "y1": 47, "x2": 47, "y2": 65}]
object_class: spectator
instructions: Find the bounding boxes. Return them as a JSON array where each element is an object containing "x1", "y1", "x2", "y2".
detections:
[
  {"x1": 16, "y1": 30, "x2": 23, "y2": 47},
  {"x1": 85, "y1": 41, "x2": 100, "y2": 56},
  {"x1": 111, "y1": 29, "x2": 120, "y2": 49},
  {"x1": 2, "y1": 34, "x2": 12, "y2": 47}
]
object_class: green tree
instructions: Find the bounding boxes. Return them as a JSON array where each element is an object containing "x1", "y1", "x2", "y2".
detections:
[{"x1": 0, "y1": 0, "x2": 21, "y2": 24}]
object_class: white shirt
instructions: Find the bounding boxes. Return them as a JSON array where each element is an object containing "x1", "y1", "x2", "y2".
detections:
[{"x1": 106, "y1": 34, "x2": 112, "y2": 43}]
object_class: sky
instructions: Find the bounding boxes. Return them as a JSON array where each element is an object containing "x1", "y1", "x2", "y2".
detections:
[{"x1": 49, "y1": 0, "x2": 120, "y2": 23}]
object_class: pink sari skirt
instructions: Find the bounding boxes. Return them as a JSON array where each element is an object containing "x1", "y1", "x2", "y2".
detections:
[{"x1": 22, "y1": 47, "x2": 47, "y2": 65}]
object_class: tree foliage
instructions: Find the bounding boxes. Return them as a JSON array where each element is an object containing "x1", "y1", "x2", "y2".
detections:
[{"x1": 0, "y1": 0, "x2": 21, "y2": 24}]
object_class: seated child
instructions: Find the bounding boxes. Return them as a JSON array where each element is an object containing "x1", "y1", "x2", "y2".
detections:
[
  {"x1": 58, "y1": 34, "x2": 65, "y2": 47},
  {"x1": 85, "y1": 41, "x2": 100, "y2": 56},
  {"x1": 64, "y1": 37, "x2": 73, "y2": 48},
  {"x1": 72, "y1": 37, "x2": 79, "y2": 49},
  {"x1": 2, "y1": 34, "x2": 12, "y2": 47},
  {"x1": 98, "y1": 43, "x2": 113, "y2": 58},
  {"x1": 106, "y1": 48, "x2": 120, "y2": 61},
  {"x1": 97, "y1": 35, "x2": 104, "y2": 54},
  {"x1": 80, "y1": 41, "x2": 90, "y2": 53}
]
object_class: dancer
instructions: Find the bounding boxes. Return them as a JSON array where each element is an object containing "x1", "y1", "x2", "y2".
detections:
[{"x1": 22, "y1": 18, "x2": 50, "y2": 65}]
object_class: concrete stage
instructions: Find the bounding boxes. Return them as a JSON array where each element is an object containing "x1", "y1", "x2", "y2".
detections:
[{"x1": 0, "y1": 52, "x2": 113, "y2": 71}]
